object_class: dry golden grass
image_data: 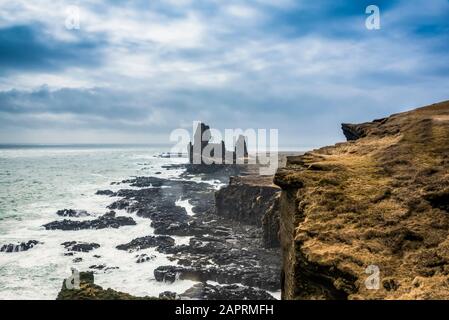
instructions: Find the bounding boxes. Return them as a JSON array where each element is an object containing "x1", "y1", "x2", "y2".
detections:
[{"x1": 276, "y1": 100, "x2": 449, "y2": 299}]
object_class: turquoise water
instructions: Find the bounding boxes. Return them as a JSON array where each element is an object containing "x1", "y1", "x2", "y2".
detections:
[{"x1": 0, "y1": 145, "x2": 201, "y2": 299}]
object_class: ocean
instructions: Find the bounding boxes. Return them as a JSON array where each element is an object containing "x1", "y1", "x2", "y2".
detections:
[{"x1": 0, "y1": 145, "x2": 223, "y2": 299}]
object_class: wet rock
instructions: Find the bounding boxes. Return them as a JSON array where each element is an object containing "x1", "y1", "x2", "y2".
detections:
[
  {"x1": 158, "y1": 235, "x2": 229, "y2": 255},
  {"x1": 159, "y1": 291, "x2": 178, "y2": 299},
  {"x1": 182, "y1": 164, "x2": 245, "y2": 183},
  {"x1": 56, "y1": 209, "x2": 90, "y2": 217},
  {"x1": 107, "y1": 199, "x2": 131, "y2": 210},
  {"x1": 116, "y1": 235, "x2": 175, "y2": 252},
  {"x1": 62, "y1": 241, "x2": 100, "y2": 252},
  {"x1": 180, "y1": 283, "x2": 275, "y2": 300},
  {"x1": 44, "y1": 212, "x2": 136, "y2": 230},
  {"x1": 96, "y1": 190, "x2": 115, "y2": 196},
  {"x1": 56, "y1": 271, "x2": 157, "y2": 300},
  {"x1": 0, "y1": 240, "x2": 41, "y2": 253},
  {"x1": 154, "y1": 265, "x2": 279, "y2": 291},
  {"x1": 75, "y1": 166, "x2": 282, "y2": 299},
  {"x1": 154, "y1": 266, "x2": 183, "y2": 283},
  {"x1": 89, "y1": 264, "x2": 106, "y2": 270},
  {"x1": 89, "y1": 265, "x2": 119, "y2": 271},
  {"x1": 73, "y1": 257, "x2": 83, "y2": 263},
  {"x1": 135, "y1": 253, "x2": 156, "y2": 263}
]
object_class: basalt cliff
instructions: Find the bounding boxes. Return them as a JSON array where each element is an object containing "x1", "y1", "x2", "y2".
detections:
[
  {"x1": 275, "y1": 100, "x2": 449, "y2": 299},
  {"x1": 215, "y1": 175, "x2": 281, "y2": 248}
]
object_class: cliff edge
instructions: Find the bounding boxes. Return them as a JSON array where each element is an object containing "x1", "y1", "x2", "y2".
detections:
[
  {"x1": 274, "y1": 100, "x2": 449, "y2": 299},
  {"x1": 215, "y1": 175, "x2": 281, "y2": 248}
]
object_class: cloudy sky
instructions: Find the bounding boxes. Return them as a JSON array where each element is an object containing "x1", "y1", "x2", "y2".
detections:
[{"x1": 0, "y1": 0, "x2": 448, "y2": 148}]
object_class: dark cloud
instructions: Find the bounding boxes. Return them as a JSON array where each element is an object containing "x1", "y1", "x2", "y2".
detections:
[
  {"x1": 0, "y1": 0, "x2": 448, "y2": 146},
  {"x1": 0, "y1": 25, "x2": 103, "y2": 74}
]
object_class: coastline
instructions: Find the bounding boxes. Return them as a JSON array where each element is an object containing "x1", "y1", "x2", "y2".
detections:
[
  {"x1": 52, "y1": 153, "x2": 303, "y2": 300},
  {"x1": 0, "y1": 149, "x2": 308, "y2": 300}
]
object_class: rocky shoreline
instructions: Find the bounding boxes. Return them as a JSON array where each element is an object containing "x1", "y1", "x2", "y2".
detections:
[{"x1": 50, "y1": 163, "x2": 282, "y2": 300}]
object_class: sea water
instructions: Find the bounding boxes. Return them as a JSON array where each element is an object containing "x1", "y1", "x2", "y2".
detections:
[{"x1": 0, "y1": 145, "x2": 202, "y2": 299}]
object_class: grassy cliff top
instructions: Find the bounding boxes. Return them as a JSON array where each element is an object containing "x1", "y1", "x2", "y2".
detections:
[{"x1": 275, "y1": 100, "x2": 449, "y2": 299}]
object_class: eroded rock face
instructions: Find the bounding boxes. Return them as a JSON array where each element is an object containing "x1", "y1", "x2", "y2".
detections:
[
  {"x1": 215, "y1": 175, "x2": 281, "y2": 248},
  {"x1": 215, "y1": 176, "x2": 280, "y2": 226},
  {"x1": 262, "y1": 193, "x2": 281, "y2": 248},
  {"x1": 43, "y1": 212, "x2": 136, "y2": 230},
  {"x1": 0, "y1": 240, "x2": 41, "y2": 253},
  {"x1": 275, "y1": 100, "x2": 449, "y2": 300}
]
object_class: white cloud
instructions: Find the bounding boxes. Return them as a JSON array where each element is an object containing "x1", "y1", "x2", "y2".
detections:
[{"x1": 0, "y1": 0, "x2": 448, "y2": 145}]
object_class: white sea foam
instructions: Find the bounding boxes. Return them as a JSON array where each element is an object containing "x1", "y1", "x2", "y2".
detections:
[
  {"x1": 0, "y1": 146, "x2": 201, "y2": 299},
  {"x1": 176, "y1": 198, "x2": 195, "y2": 216}
]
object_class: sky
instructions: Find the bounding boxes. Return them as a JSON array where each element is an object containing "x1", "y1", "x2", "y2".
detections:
[{"x1": 0, "y1": 0, "x2": 448, "y2": 149}]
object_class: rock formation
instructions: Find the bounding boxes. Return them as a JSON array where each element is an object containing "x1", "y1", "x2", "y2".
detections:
[
  {"x1": 215, "y1": 175, "x2": 281, "y2": 248},
  {"x1": 187, "y1": 122, "x2": 248, "y2": 164},
  {"x1": 56, "y1": 271, "x2": 156, "y2": 300},
  {"x1": 275, "y1": 100, "x2": 449, "y2": 299},
  {"x1": 43, "y1": 211, "x2": 136, "y2": 230},
  {"x1": 0, "y1": 240, "x2": 41, "y2": 253}
]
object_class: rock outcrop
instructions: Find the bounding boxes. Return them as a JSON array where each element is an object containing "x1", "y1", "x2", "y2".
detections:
[
  {"x1": 43, "y1": 211, "x2": 136, "y2": 230},
  {"x1": 116, "y1": 235, "x2": 175, "y2": 252},
  {"x1": 56, "y1": 271, "x2": 156, "y2": 300},
  {"x1": 0, "y1": 240, "x2": 41, "y2": 253},
  {"x1": 62, "y1": 241, "x2": 100, "y2": 253},
  {"x1": 215, "y1": 175, "x2": 281, "y2": 248},
  {"x1": 275, "y1": 100, "x2": 449, "y2": 299},
  {"x1": 179, "y1": 283, "x2": 275, "y2": 300},
  {"x1": 56, "y1": 209, "x2": 90, "y2": 217},
  {"x1": 154, "y1": 264, "x2": 279, "y2": 291}
]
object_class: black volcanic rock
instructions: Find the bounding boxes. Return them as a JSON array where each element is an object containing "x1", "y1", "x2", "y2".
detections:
[
  {"x1": 135, "y1": 253, "x2": 155, "y2": 263},
  {"x1": 154, "y1": 264, "x2": 279, "y2": 291},
  {"x1": 159, "y1": 291, "x2": 178, "y2": 299},
  {"x1": 180, "y1": 283, "x2": 275, "y2": 300},
  {"x1": 95, "y1": 190, "x2": 115, "y2": 196},
  {"x1": 116, "y1": 235, "x2": 175, "y2": 251},
  {"x1": 44, "y1": 212, "x2": 136, "y2": 230},
  {"x1": 0, "y1": 240, "x2": 41, "y2": 253},
  {"x1": 107, "y1": 199, "x2": 132, "y2": 210},
  {"x1": 89, "y1": 264, "x2": 119, "y2": 271},
  {"x1": 62, "y1": 241, "x2": 100, "y2": 252},
  {"x1": 56, "y1": 209, "x2": 90, "y2": 217},
  {"x1": 56, "y1": 271, "x2": 157, "y2": 300},
  {"x1": 53, "y1": 166, "x2": 282, "y2": 299}
]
